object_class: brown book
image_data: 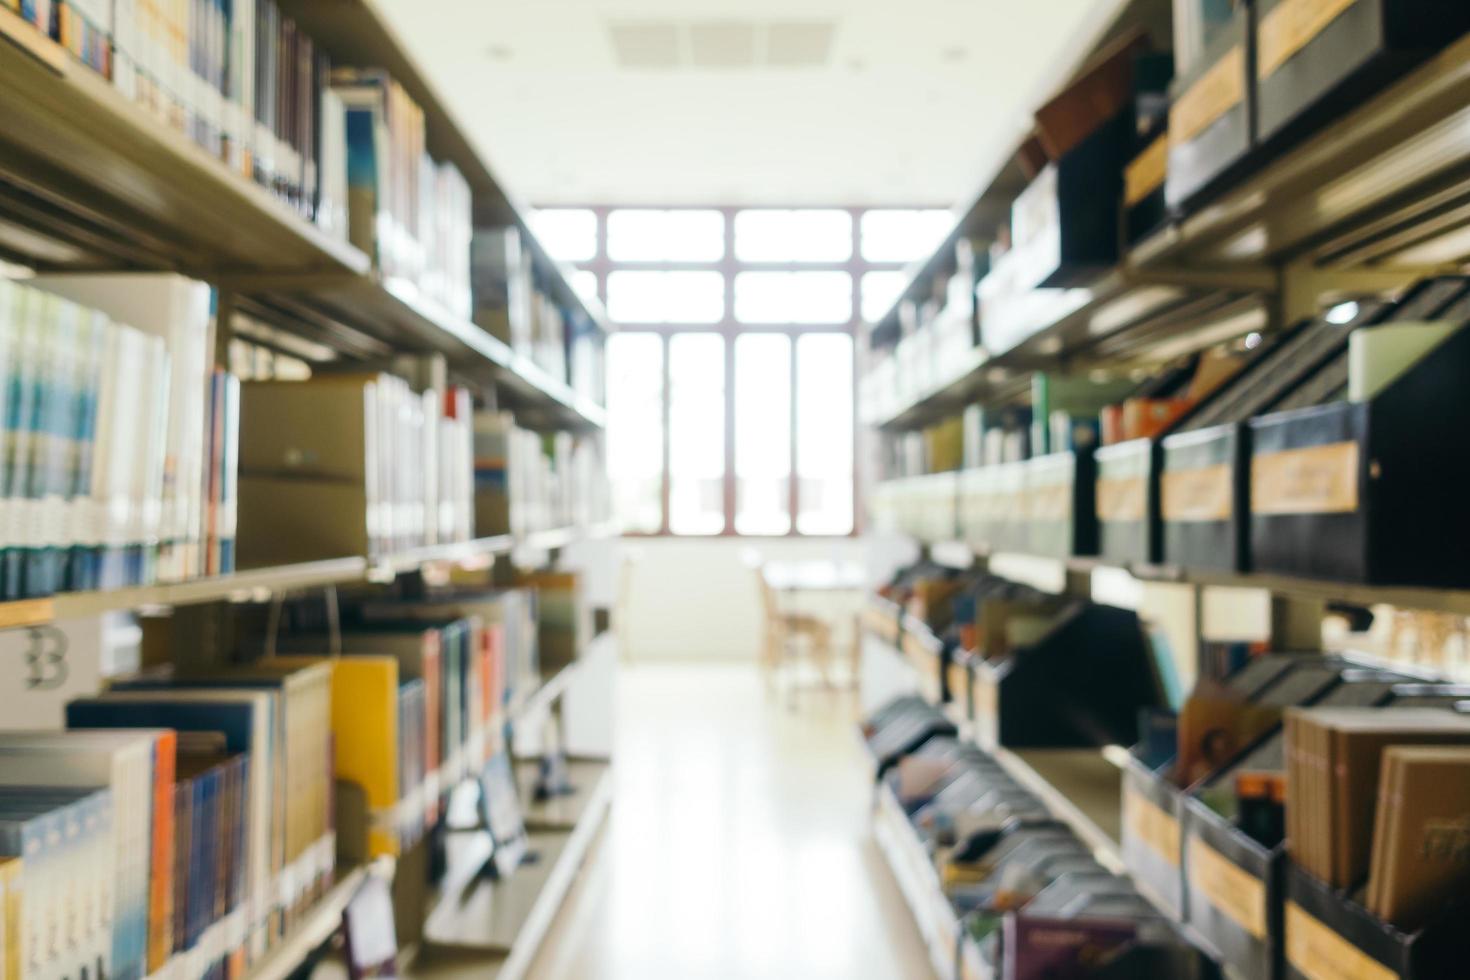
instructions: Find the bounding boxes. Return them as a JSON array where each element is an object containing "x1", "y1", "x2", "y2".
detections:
[
  {"x1": 1291, "y1": 708, "x2": 1470, "y2": 888},
  {"x1": 1366, "y1": 749, "x2": 1405, "y2": 915},
  {"x1": 1369, "y1": 746, "x2": 1470, "y2": 930}
]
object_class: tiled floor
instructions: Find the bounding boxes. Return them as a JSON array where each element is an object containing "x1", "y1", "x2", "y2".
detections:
[{"x1": 524, "y1": 662, "x2": 932, "y2": 980}]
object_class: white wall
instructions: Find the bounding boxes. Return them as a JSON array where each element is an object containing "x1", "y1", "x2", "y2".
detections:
[{"x1": 572, "y1": 536, "x2": 895, "y2": 661}]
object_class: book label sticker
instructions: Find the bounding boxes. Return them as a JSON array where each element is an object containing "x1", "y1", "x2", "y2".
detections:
[
  {"x1": 1189, "y1": 837, "x2": 1267, "y2": 939},
  {"x1": 1162, "y1": 464, "x2": 1233, "y2": 522},
  {"x1": 1252, "y1": 441, "x2": 1359, "y2": 516},
  {"x1": 1096, "y1": 474, "x2": 1147, "y2": 523},
  {"x1": 1125, "y1": 135, "x2": 1169, "y2": 207},
  {"x1": 1124, "y1": 784, "x2": 1180, "y2": 867},
  {"x1": 1258, "y1": 0, "x2": 1358, "y2": 80},
  {"x1": 1024, "y1": 481, "x2": 1071, "y2": 522},
  {"x1": 1171, "y1": 46, "x2": 1246, "y2": 144},
  {"x1": 1285, "y1": 902, "x2": 1396, "y2": 980}
]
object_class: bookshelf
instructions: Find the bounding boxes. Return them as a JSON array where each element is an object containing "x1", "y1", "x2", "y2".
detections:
[
  {"x1": 0, "y1": 4, "x2": 617, "y2": 979},
  {"x1": 861, "y1": 27, "x2": 1470, "y2": 434},
  {"x1": 861, "y1": 6, "x2": 1470, "y2": 975},
  {"x1": 0, "y1": 3, "x2": 610, "y2": 434}
]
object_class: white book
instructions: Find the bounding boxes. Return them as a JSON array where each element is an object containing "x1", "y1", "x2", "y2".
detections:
[
  {"x1": 78, "y1": 689, "x2": 275, "y2": 962},
  {"x1": 30, "y1": 274, "x2": 214, "y2": 583},
  {"x1": 0, "y1": 732, "x2": 160, "y2": 980}
]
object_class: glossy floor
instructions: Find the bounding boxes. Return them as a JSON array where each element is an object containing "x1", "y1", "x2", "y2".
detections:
[{"x1": 524, "y1": 662, "x2": 932, "y2": 980}]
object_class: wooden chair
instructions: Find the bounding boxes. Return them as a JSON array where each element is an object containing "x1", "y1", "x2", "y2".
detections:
[{"x1": 755, "y1": 565, "x2": 834, "y2": 696}]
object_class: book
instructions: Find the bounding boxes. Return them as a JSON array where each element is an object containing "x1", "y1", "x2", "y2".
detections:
[
  {"x1": 0, "y1": 855, "x2": 20, "y2": 980},
  {"x1": 1369, "y1": 745, "x2": 1470, "y2": 929},
  {"x1": 1284, "y1": 707, "x2": 1470, "y2": 887},
  {"x1": 0, "y1": 788, "x2": 113, "y2": 980},
  {"x1": 264, "y1": 655, "x2": 413, "y2": 860},
  {"x1": 0, "y1": 730, "x2": 167, "y2": 980},
  {"x1": 29, "y1": 273, "x2": 217, "y2": 586},
  {"x1": 69, "y1": 688, "x2": 275, "y2": 961},
  {"x1": 110, "y1": 661, "x2": 334, "y2": 927}
]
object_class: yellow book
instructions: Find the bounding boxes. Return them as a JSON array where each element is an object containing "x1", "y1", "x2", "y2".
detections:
[
  {"x1": 270, "y1": 657, "x2": 403, "y2": 860},
  {"x1": 0, "y1": 857, "x2": 19, "y2": 980}
]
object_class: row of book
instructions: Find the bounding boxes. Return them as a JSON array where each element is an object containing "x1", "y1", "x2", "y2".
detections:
[
  {"x1": 471, "y1": 227, "x2": 606, "y2": 395},
  {"x1": 1121, "y1": 649, "x2": 1470, "y2": 978},
  {"x1": 0, "y1": 273, "x2": 238, "y2": 600},
  {"x1": 9, "y1": 0, "x2": 478, "y2": 320},
  {"x1": 237, "y1": 375, "x2": 475, "y2": 567},
  {"x1": 0, "y1": 582, "x2": 549, "y2": 980},
  {"x1": 472, "y1": 413, "x2": 612, "y2": 540},
  {"x1": 863, "y1": 696, "x2": 1209, "y2": 978}
]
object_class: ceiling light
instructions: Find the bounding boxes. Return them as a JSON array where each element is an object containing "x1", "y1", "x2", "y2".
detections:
[{"x1": 1325, "y1": 301, "x2": 1360, "y2": 325}]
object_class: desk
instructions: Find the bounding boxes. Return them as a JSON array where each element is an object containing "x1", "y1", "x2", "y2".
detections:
[{"x1": 760, "y1": 560, "x2": 867, "y2": 594}]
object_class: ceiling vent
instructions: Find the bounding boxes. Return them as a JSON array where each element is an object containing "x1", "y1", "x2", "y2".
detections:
[
  {"x1": 765, "y1": 22, "x2": 836, "y2": 68},
  {"x1": 689, "y1": 21, "x2": 758, "y2": 68},
  {"x1": 607, "y1": 20, "x2": 682, "y2": 69},
  {"x1": 608, "y1": 19, "x2": 838, "y2": 69}
]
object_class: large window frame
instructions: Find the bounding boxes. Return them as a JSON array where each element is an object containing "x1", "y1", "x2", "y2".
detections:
[{"x1": 547, "y1": 205, "x2": 940, "y2": 537}]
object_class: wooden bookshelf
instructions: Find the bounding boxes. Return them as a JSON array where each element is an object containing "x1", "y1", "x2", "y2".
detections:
[
  {"x1": 0, "y1": 5, "x2": 608, "y2": 432},
  {"x1": 874, "y1": 514, "x2": 1470, "y2": 616},
  {"x1": 862, "y1": 28, "x2": 1470, "y2": 434},
  {"x1": 240, "y1": 864, "x2": 381, "y2": 980}
]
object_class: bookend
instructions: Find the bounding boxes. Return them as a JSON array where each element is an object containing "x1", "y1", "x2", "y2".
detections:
[
  {"x1": 1248, "y1": 320, "x2": 1470, "y2": 586},
  {"x1": 1095, "y1": 438, "x2": 1159, "y2": 565},
  {"x1": 1180, "y1": 794, "x2": 1283, "y2": 980},
  {"x1": 1160, "y1": 423, "x2": 1250, "y2": 572},
  {"x1": 1166, "y1": 2, "x2": 1257, "y2": 212},
  {"x1": 971, "y1": 603, "x2": 1158, "y2": 750},
  {"x1": 1121, "y1": 752, "x2": 1187, "y2": 922},
  {"x1": 1283, "y1": 865, "x2": 1470, "y2": 979},
  {"x1": 958, "y1": 451, "x2": 1097, "y2": 559},
  {"x1": 1255, "y1": 0, "x2": 1470, "y2": 147}
]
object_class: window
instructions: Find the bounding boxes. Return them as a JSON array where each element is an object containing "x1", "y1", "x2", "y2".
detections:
[
  {"x1": 532, "y1": 208, "x2": 598, "y2": 262},
  {"x1": 734, "y1": 335, "x2": 791, "y2": 535},
  {"x1": 606, "y1": 270, "x2": 724, "y2": 324},
  {"x1": 796, "y1": 334, "x2": 854, "y2": 534},
  {"x1": 545, "y1": 205, "x2": 939, "y2": 535},
  {"x1": 608, "y1": 209, "x2": 725, "y2": 262},
  {"x1": 734, "y1": 209, "x2": 853, "y2": 262},
  {"x1": 734, "y1": 271, "x2": 852, "y2": 324},
  {"x1": 606, "y1": 333, "x2": 664, "y2": 534},
  {"x1": 668, "y1": 334, "x2": 725, "y2": 535},
  {"x1": 571, "y1": 269, "x2": 600, "y2": 305},
  {"x1": 861, "y1": 270, "x2": 909, "y2": 323},
  {"x1": 860, "y1": 209, "x2": 953, "y2": 263}
]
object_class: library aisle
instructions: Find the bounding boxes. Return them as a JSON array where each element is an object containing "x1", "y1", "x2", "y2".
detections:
[{"x1": 525, "y1": 664, "x2": 932, "y2": 980}]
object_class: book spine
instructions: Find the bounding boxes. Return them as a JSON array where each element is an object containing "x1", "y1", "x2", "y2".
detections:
[
  {"x1": 147, "y1": 732, "x2": 176, "y2": 973},
  {"x1": 66, "y1": 310, "x2": 104, "y2": 591},
  {"x1": 0, "y1": 281, "x2": 17, "y2": 603}
]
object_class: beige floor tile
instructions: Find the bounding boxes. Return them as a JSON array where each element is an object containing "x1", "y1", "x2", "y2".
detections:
[{"x1": 524, "y1": 662, "x2": 933, "y2": 980}]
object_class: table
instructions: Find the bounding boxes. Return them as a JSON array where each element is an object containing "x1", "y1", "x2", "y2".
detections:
[
  {"x1": 760, "y1": 559, "x2": 867, "y2": 690},
  {"x1": 760, "y1": 559, "x2": 867, "y2": 593}
]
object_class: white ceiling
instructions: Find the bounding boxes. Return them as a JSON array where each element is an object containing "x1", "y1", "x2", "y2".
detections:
[{"x1": 377, "y1": 0, "x2": 1121, "y2": 209}]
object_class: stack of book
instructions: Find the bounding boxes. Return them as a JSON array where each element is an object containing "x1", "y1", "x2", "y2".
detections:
[
  {"x1": 472, "y1": 412, "x2": 611, "y2": 538},
  {"x1": 236, "y1": 374, "x2": 475, "y2": 566},
  {"x1": 0, "y1": 273, "x2": 239, "y2": 599},
  {"x1": 0, "y1": 729, "x2": 170, "y2": 980},
  {"x1": 471, "y1": 227, "x2": 600, "y2": 385},
  {"x1": 69, "y1": 659, "x2": 336, "y2": 966},
  {"x1": 1285, "y1": 707, "x2": 1470, "y2": 927}
]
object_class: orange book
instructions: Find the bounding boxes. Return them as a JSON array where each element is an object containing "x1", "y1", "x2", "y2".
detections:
[{"x1": 148, "y1": 731, "x2": 177, "y2": 973}]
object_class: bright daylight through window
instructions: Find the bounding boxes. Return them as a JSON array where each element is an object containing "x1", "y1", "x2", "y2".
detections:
[{"x1": 535, "y1": 206, "x2": 949, "y2": 535}]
